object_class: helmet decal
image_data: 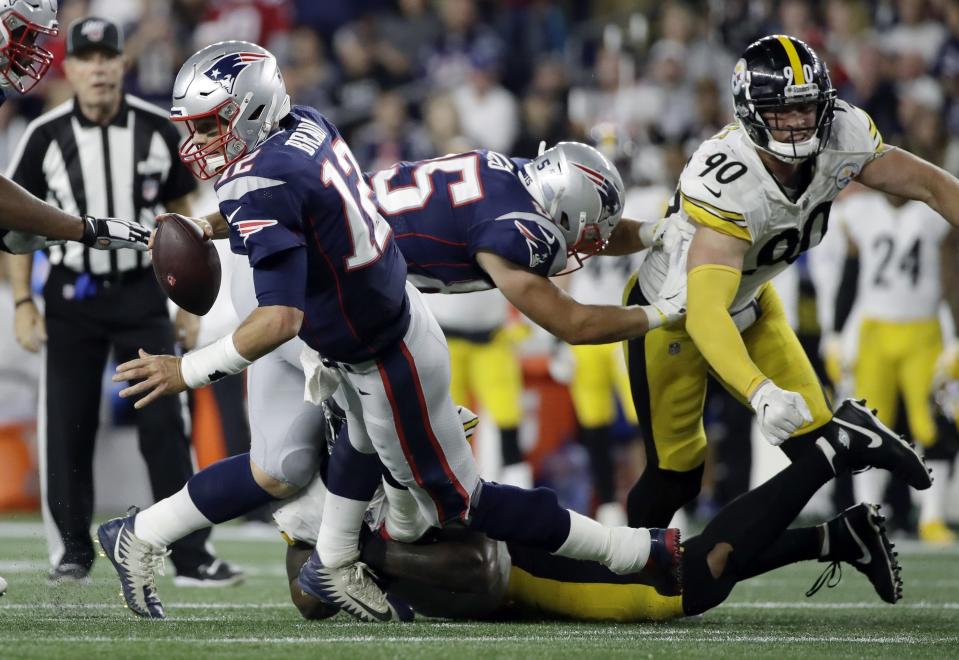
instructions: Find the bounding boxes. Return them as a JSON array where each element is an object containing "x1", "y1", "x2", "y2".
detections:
[{"x1": 203, "y1": 52, "x2": 269, "y2": 94}]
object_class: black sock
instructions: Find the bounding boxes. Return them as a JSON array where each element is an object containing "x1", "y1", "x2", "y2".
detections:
[
  {"x1": 500, "y1": 427, "x2": 523, "y2": 466},
  {"x1": 694, "y1": 443, "x2": 835, "y2": 578},
  {"x1": 732, "y1": 527, "x2": 822, "y2": 580},
  {"x1": 580, "y1": 426, "x2": 615, "y2": 503}
]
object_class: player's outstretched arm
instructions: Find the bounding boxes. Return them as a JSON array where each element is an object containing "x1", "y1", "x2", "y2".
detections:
[
  {"x1": 686, "y1": 227, "x2": 812, "y2": 444},
  {"x1": 478, "y1": 250, "x2": 655, "y2": 344},
  {"x1": 857, "y1": 147, "x2": 959, "y2": 228},
  {"x1": 0, "y1": 176, "x2": 149, "y2": 252}
]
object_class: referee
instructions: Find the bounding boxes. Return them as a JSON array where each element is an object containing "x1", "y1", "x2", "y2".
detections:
[{"x1": 7, "y1": 17, "x2": 239, "y2": 586}]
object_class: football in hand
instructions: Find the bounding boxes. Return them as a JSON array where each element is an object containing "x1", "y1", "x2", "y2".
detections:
[{"x1": 152, "y1": 214, "x2": 221, "y2": 315}]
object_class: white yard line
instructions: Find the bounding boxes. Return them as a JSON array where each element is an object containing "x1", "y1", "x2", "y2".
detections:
[{"x1": 2, "y1": 634, "x2": 957, "y2": 645}]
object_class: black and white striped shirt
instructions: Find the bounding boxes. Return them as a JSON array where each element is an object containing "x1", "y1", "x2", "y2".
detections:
[{"x1": 7, "y1": 94, "x2": 196, "y2": 276}]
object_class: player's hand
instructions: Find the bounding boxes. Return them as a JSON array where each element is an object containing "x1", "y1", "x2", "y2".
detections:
[
  {"x1": 154, "y1": 213, "x2": 214, "y2": 243},
  {"x1": 641, "y1": 237, "x2": 688, "y2": 329},
  {"x1": 639, "y1": 216, "x2": 695, "y2": 252},
  {"x1": 547, "y1": 340, "x2": 575, "y2": 384},
  {"x1": 82, "y1": 216, "x2": 150, "y2": 251},
  {"x1": 14, "y1": 300, "x2": 46, "y2": 353},
  {"x1": 750, "y1": 380, "x2": 814, "y2": 446},
  {"x1": 113, "y1": 348, "x2": 186, "y2": 409},
  {"x1": 1, "y1": 230, "x2": 65, "y2": 254}
]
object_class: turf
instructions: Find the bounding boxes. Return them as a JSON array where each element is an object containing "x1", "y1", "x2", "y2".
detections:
[{"x1": 1, "y1": 518, "x2": 957, "y2": 659}]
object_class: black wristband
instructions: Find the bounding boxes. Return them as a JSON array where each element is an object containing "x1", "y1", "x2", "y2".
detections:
[{"x1": 14, "y1": 296, "x2": 34, "y2": 308}]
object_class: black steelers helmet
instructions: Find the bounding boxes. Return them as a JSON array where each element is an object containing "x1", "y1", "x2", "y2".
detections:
[{"x1": 731, "y1": 35, "x2": 837, "y2": 161}]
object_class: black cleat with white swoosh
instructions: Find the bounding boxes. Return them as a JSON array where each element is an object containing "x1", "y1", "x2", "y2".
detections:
[
  {"x1": 830, "y1": 399, "x2": 933, "y2": 490},
  {"x1": 808, "y1": 503, "x2": 902, "y2": 604}
]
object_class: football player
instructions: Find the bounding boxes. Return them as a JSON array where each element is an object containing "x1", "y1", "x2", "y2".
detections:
[
  {"x1": 277, "y1": 405, "x2": 908, "y2": 622},
  {"x1": 0, "y1": 0, "x2": 149, "y2": 253},
  {"x1": 625, "y1": 35, "x2": 940, "y2": 529},
  {"x1": 102, "y1": 41, "x2": 682, "y2": 622},
  {"x1": 825, "y1": 192, "x2": 958, "y2": 543}
]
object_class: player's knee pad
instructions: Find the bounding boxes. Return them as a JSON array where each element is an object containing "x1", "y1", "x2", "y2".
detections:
[{"x1": 626, "y1": 464, "x2": 704, "y2": 528}]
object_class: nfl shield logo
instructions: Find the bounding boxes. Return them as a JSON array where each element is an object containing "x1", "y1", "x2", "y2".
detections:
[
  {"x1": 81, "y1": 20, "x2": 106, "y2": 42},
  {"x1": 668, "y1": 341, "x2": 681, "y2": 355}
]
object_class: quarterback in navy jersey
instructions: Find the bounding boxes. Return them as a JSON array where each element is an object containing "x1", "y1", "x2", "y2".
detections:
[
  {"x1": 0, "y1": 0, "x2": 148, "y2": 254},
  {"x1": 113, "y1": 41, "x2": 680, "y2": 623}
]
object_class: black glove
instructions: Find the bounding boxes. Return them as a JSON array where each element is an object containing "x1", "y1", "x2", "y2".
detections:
[{"x1": 81, "y1": 215, "x2": 150, "y2": 251}]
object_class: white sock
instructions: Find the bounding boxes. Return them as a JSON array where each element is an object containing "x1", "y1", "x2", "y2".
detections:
[
  {"x1": 919, "y1": 460, "x2": 951, "y2": 524},
  {"x1": 854, "y1": 468, "x2": 888, "y2": 506},
  {"x1": 316, "y1": 492, "x2": 368, "y2": 568},
  {"x1": 134, "y1": 486, "x2": 212, "y2": 549},
  {"x1": 818, "y1": 522, "x2": 830, "y2": 559},
  {"x1": 383, "y1": 481, "x2": 431, "y2": 543},
  {"x1": 554, "y1": 510, "x2": 651, "y2": 575}
]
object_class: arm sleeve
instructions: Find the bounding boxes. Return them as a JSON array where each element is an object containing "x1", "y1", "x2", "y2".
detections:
[
  {"x1": 158, "y1": 121, "x2": 198, "y2": 202},
  {"x1": 833, "y1": 256, "x2": 859, "y2": 333},
  {"x1": 252, "y1": 247, "x2": 307, "y2": 310},
  {"x1": 686, "y1": 263, "x2": 767, "y2": 400}
]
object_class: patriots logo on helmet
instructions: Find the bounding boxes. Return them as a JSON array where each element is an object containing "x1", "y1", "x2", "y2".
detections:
[
  {"x1": 573, "y1": 163, "x2": 622, "y2": 218},
  {"x1": 203, "y1": 52, "x2": 269, "y2": 94}
]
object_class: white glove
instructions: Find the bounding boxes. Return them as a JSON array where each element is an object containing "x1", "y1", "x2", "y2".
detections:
[
  {"x1": 638, "y1": 216, "x2": 696, "y2": 253},
  {"x1": 82, "y1": 215, "x2": 151, "y2": 251},
  {"x1": 640, "y1": 233, "x2": 688, "y2": 329},
  {"x1": 750, "y1": 380, "x2": 814, "y2": 446},
  {"x1": 0, "y1": 229, "x2": 64, "y2": 254},
  {"x1": 547, "y1": 341, "x2": 575, "y2": 384}
]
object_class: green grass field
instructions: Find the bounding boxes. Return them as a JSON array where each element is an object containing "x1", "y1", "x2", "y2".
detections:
[{"x1": 1, "y1": 517, "x2": 957, "y2": 659}]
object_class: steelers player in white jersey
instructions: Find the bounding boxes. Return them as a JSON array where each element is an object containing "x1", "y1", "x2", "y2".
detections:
[
  {"x1": 624, "y1": 34, "x2": 940, "y2": 528},
  {"x1": 828, "y1": 190, "x2": 957, "y2": 544}
]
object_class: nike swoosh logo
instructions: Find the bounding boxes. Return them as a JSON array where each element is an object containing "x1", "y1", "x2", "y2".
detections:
[
  {"x1": 346, "y1": 593, "x2": 393, "y2": 621},
  {"x1": 226, "y1": 207, "x2": 242, "y2": 224},
  {"x1": 113, "y1": 524, "x2": 126, "y2": 564},
  {"x1": 845, "y1": 518, "x2": 871, "y2": 565},
  {"x1": 832, "y1": 417, "x2": 884, "y2": 448},
  {"x1": 703, "y1": 184, "x2": 722, "y2": 198}
]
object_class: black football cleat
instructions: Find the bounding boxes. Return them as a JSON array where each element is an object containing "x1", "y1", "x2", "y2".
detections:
[
  {"x1": 808, "y1": 503, "x2": 902, "y2": 604},
  {"x1": 831, "y1": 399, "x2": 933, "y2": 490}
]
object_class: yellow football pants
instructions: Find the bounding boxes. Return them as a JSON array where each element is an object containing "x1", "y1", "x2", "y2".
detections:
[
  {"x1": 854, "y1": 317, "x2": 941, "y2": 448},
  {"x1": 626, "y1": 283, "x2": 833, "y2": 472},
  {"x1": 569, "y1": 343, "x2": 639, "y2": 429},
  {"x1": 447, "y1": 333, "x2": 522, "y2": 429}
]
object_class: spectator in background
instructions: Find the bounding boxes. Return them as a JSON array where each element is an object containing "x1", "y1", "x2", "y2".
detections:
[
  {"x1": 192, "y1": 0, "x2": 291, "y2": 58},
  {"x1": 423, "y1": 94, "x2": 469, "y2": 155},
  {"x1": 775, "y1": 0, "x2": 825, "y2": 50},
  {"x1": 845, "y1": 41, "x2": 901, "y2": 140},
  {"x1": 377, "y1": 0, "x2": 441, "y2": 84},
  {"x1": 281, "y1": 27, "x2": 335, "y2": 118},
  {"x1": 882, "y1": 0, "x2": 946, "y2": 67},
  {"x1": 657, "y1": 1, "x2": 733, "y2": 87},
  {"x1": 451, "y1": 44, "x2": 519, "y2": 153},
  {"x1": 352, "y1": 90, "x2": 432, "y2": 171},
  {"x1": 934, "y1": 0, "x2": 959, "y2": 150},
  {"x1": 636, "y1": 39, "x2": 696, "y2": 144},
  {"x1": 423, "y1": 0, "x2": 503, "y2": 91},
  {"x1": 330, "y1": 24, "x2": 389, "y2": 132},
  {"x1": 567, "y1": 47, "x2": 638, "y2": 139},
  {"x1": 496, "y1": 0, "x2": 567, "y2": 93}
]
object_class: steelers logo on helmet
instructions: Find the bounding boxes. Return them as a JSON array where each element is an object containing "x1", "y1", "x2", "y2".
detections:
[{"x1": 732, "y1": 35, "x2": 837, "y2": 162}]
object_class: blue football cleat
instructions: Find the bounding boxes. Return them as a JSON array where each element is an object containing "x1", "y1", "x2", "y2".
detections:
[
  {"x1": 96, "y1": 509, "x2": 169, "y2": 619},
  {"x1": 298, "y1": 550, "x2": 413, "y2": 622}
]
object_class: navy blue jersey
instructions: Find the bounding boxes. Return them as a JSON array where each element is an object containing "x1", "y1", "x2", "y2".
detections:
[
  {"x1": 369, "y1": 150, "x2": 567, "y2": 293},
  {"x1": 215, "y1": 105, "x2": 410, "y2": 363}
]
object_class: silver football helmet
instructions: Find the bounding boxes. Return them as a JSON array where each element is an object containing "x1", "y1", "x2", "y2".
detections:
[
  {"x1": 170, "y1": 40, "x2": 291, "y2": 180},
  {"x1": 520, "y1": 141, "x2": 625, "y2": 268},
  {"x1": 0, "y1": 0, "x2": 57, "y2": 93}
]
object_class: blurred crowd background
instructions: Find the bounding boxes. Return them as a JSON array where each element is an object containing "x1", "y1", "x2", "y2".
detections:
[
  {"x1": 3, "y1": 0, "x2": 959, "y2": 183},
  {"x1": 1, "y1": 0, "x2": 958, "y2": 537}
]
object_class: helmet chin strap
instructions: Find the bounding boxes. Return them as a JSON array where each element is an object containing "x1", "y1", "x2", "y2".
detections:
[{"x1": 763, "y1": 135, "x2": 820, "y2": 163}]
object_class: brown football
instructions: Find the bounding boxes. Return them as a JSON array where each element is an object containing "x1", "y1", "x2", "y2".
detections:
[{"x1": 152, "y1": 214, "x2": 221, "y2": 315}]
